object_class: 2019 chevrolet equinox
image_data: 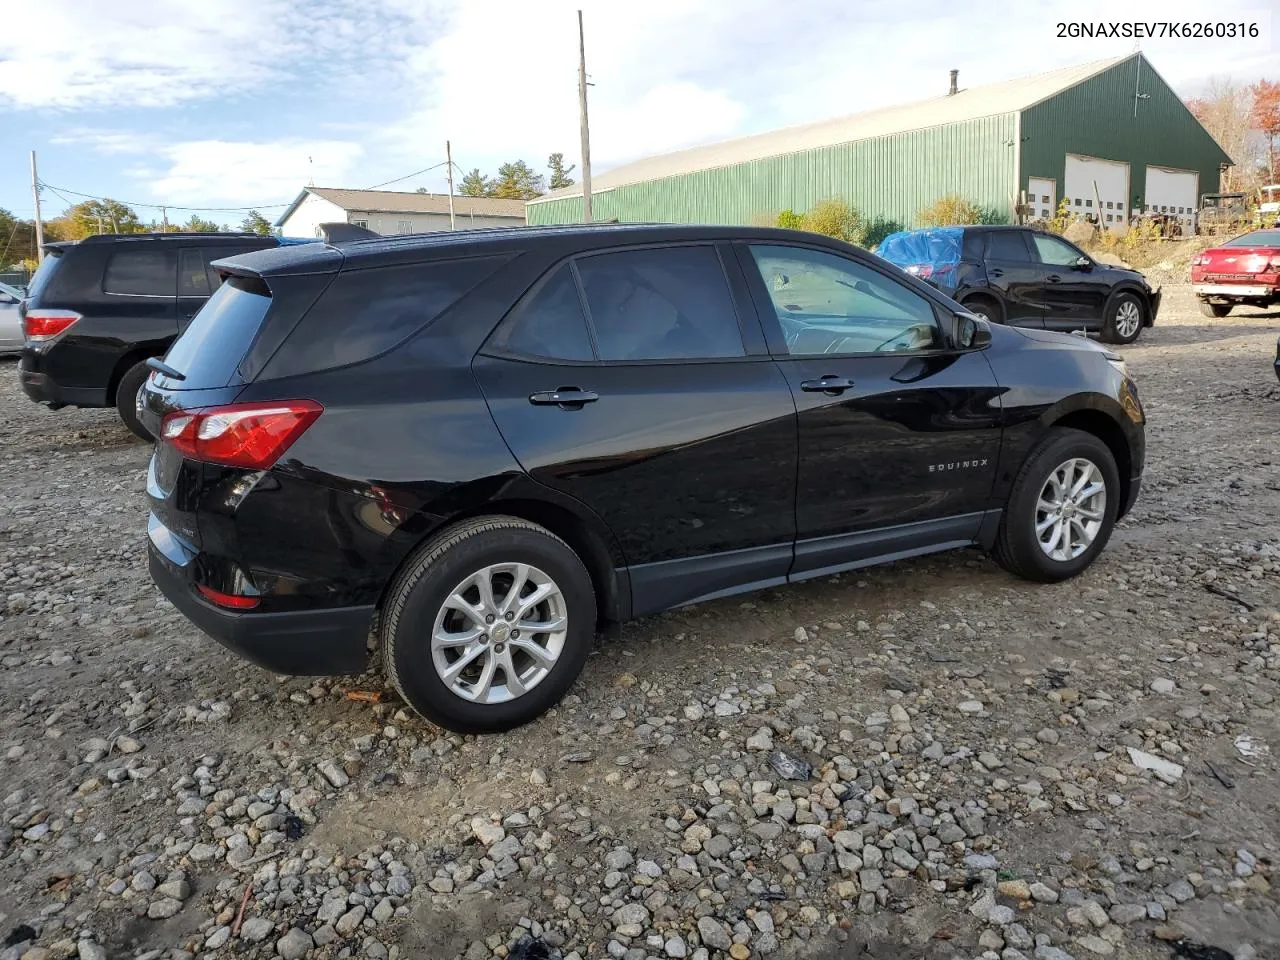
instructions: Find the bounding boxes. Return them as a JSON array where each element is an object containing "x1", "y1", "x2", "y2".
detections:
[{"x1": 141, "y1": 224, "x2": 1144, "y2": 733}]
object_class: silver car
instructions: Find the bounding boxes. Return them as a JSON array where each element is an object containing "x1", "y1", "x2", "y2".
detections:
[{"x1": 0, "y1": 281, "x2": 24, "y2": 355}]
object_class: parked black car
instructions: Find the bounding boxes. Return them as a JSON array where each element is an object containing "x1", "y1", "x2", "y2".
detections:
[
  {"x1": 18, "y1": 232, "x2": 300, "y2": 439},
  {"x1": 142, "y1": 224, "x2": 1145, "y2": 733},
  {"x1": 876, "y1": 225, "x2": 1160, "y2": 344}
]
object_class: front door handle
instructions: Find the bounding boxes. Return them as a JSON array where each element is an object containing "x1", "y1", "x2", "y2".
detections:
[
  {"x1": 1046, "y1": 274, "x2": 1062, "y2": 283},
  {"x1": 529, "y1": 387, "x2": 599, "y2": 409},
  {"x1": 800, "y1": 376, "x2": 856, "y2": 395}
]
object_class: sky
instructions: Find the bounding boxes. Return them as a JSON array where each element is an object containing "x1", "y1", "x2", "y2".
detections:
[{"x1": 0, "y1": 0, "x2": 1277, "y2": 229}]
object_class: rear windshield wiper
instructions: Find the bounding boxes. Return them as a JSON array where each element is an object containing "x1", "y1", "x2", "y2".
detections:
[{"x1": 145, "y1": 357, "x2": 186, "y2": 382}]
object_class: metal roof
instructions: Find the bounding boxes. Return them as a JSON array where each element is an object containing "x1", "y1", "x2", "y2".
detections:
[
  {"x1": 277, "y1": 187, "x2": 527, "y2": 226},
  {"x1": 530, "y1": 55, "x2": 1129, "y2": 204}
]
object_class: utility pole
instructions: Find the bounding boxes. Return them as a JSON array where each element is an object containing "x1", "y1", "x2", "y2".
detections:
[
  {"x1": 30, "y1": 151, "x2": 44, "y2": 262},
  {"x1": 161, "y1": 206, "x2": 169, "y2": 232},
  {"x1": 446, "y1": 141, "x2": 456, "y2": 231},
  {"x1": 577, "y1": 9, "x2": 593, "y2": 223}
]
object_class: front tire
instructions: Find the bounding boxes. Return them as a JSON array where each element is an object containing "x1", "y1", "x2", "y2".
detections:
[
  {"x1": 1198, "y1": 299, "x2": 1231, "y2": 318},
  {"x1": 992, "y1": 428, "x2": 1120, "y2": 583},
  {"x1": 380, "y1": 516, "x2": 596, "y2": 734},
  {"x1": 1102, "y1": 292, "x2": 1144, "y2": 344},
  {"x1": 115, "y1": 360, "x2": 153, "y2": 441}
]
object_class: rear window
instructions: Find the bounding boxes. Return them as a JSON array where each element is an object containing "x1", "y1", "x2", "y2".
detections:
[
  {"x1": 160, "y1": 277, "x2": 272, "y2": 388},
  {"x1": 1224, "y1": 230, "x2": 1280, "y2": 247},
  {"x1": 104, "y1": 248, "x2": 177, "y2": 297},
  {"x1": 262, "y1": 255, "x2": 508, "y2": 379},
  {"x1": 25, "y1": 250, "x2": 64, "y2": 302}
]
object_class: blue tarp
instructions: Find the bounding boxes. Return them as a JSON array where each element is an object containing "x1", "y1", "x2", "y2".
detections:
[{"x1": 874, "y1": 227, "x2": 963, "y2": 285}]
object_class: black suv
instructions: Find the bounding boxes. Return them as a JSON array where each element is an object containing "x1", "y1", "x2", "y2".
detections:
[
  {"x1": 18, "y1": 232, "x2": 294, "y2": 439},
  {"x1": 141, "y1": 224, "x2": 1145, "y2": 733},
  {"x1": 876, "y1": 225, "x2": 1160, "y2": 344}
]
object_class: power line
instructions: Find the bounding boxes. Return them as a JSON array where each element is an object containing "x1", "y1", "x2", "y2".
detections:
[
  {"x1": 362, "y1": 160, "x2": 457, "y2": 191},
  {"x1": 37, "y1": 182, "x2": 291, "y2": 212}
]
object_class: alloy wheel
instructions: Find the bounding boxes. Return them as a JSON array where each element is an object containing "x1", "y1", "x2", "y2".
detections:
[
  {"x1": 1115, "y1": 300, "x2": 1141, "y2": 339},
  {"x1": 430, "y1": 562, "x2": 568, "y2": 704},
  {"x1": 1035, "y1": 457, "x2": 1107, "y2": 562}
]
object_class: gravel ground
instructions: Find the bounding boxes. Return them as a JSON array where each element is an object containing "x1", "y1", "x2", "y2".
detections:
[{"x1": 0, "y1": 283, "x2": 1277, "y2": 960}]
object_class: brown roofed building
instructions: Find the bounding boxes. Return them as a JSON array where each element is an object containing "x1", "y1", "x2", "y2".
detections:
[{"x1": 276, "y1": 187, "x2": 526, "y2": 238}]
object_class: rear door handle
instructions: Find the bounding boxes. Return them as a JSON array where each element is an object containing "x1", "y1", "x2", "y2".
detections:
[
  {"x1": 529, "y1": 387, "x2": 599, "y2": 408},
  {"x1": 1046, "y1": 274, "x2": 1062, "y2": 283},
  {"x1": 800, "y1": 376, "x2": 856, "y2": 395},
  {"x1": 988, "y1": 268, "x2": 1004, "y2": 278}
]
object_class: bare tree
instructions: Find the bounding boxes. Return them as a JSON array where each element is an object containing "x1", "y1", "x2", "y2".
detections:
[{"x1": 1187, "y1": 77, "x2": 1266, "y2": 193}]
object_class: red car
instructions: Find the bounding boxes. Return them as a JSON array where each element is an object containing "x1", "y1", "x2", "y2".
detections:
[{"x1": 1191, "y1": 228, "x2": 1280, "y2": 317}]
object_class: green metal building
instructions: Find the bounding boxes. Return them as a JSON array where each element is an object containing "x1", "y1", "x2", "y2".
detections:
[{"x1": 527, "y1": 54, "x2": 1231, "y2": 235}]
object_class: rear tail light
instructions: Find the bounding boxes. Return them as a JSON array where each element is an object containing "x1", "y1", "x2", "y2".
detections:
[
  {"x1": 160, "y1": 400, "x2": 322, "y2": 469},
  {"x1": 905, "y1": 264, "x2": 934, "y2": 278},
  {"x1": 22, "y1": 310, "x2": 81, "y2": 341},
  {"x1": 196, "y1": 584, "x2": 260, "y2": 610}
]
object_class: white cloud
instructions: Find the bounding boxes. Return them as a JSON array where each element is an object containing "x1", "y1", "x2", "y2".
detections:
[
  {"x1": 10, "y1": 0, "x2": 1278, "y2": 213},
  {"x1": 150, "y1": 140, "x2": 366, "y2": 206}
]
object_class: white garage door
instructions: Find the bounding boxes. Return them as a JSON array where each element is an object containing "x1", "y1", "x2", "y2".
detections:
[
  {"x1": 1064, "y1": 155, "x2": 1130, "y2": 232},
  {"x1": 1027, "y1": 177, "x2": 1057, "y2": 221},
  {"x1": 1145, "y1": 166, "x2": 1199, "y2": 234}
]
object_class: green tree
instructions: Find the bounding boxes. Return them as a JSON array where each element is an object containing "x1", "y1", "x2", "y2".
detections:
[
  {"x1": 240, "y1": 210, "x2": 274, "y2": 235},
  {"x1": 459, "y1": 168, "x2": 491, "y2": 197},
  {"x1": 61, "y1": 199, "x2": 144, "y2": 238},
  {"x1": 182, "y1": 215, "x2": 223, "y2": 233},
  {"x1": 490, "y1": 160, "x2": 545, "y2": 200},
  {"x1": 548, "y1": 152, "x2": 576, "y2": 190}
]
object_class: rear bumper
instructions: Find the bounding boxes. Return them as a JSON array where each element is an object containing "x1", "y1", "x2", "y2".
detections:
[
  {"x1": 18, "y1": 353, "x2": 109, "y2": 408},
  {"x1": 1193, "y1": 284, "x2": 1276, "y2": 299},
  {"x1": 148, "y1": 516, "x2": 373, "y2": 676}
]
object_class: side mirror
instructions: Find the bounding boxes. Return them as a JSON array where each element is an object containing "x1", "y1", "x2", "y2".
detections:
[
  {"x1": 1073, "y1": 255, "x2": 1092, "y2": 270},
  {"x1": 0, "y1": 294, "x2": 14, "y2": 305},
  {"x1": 955, "y1": 312, "x2": 992, "y2": 350}
]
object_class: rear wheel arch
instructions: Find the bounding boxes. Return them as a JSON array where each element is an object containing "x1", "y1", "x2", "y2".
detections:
[
  {"x1": 375, "y1": 497, "x2": 624, "y2": 629},
  {"x1": 107, "y1": 347, "x2": 160, "y2": 404}
]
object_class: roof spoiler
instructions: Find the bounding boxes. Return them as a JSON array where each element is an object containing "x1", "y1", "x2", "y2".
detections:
[{"x1": 318, "y1": 222, "x2": 380, "y2": 244}]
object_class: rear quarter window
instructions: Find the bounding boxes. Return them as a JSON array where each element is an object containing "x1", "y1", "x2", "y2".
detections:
[
  {"x1": 261, "y1": 254, "x2": 509, "y2": 379},
  {"x1": 104, "y1": 248, "x2": 177, "y2": 297},
  {"x1": 24, "y1": 250, "x2": 65, "y2": 302}
]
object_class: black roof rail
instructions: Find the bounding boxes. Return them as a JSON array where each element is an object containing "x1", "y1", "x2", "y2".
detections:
[
  {"x1": 318, "y1": 222, "x2": 381, "y2": 244},
  {"x1": 77, "y1": 231, "x2": 270, "y2": 243}
]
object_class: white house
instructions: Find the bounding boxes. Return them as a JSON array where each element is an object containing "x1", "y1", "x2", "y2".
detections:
[{"x1": 275, "y1": 187, "x2": 526, "y2": 238}]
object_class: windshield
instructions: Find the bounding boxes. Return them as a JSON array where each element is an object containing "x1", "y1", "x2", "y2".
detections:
[
  {"x1": 1223, "y1": 230, "x2": 1280, "y2": 247},
  {"x1": 24, "y1": 250, "x2": 64, "y2": 302},
  {"x1": 160, "y1": 276, "x2": 272, "y2": 389}
]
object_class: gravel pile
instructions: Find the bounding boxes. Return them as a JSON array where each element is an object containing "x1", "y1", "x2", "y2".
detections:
[{"x1": 0, "y1": 285, "x2": 1276, "y2": 960}]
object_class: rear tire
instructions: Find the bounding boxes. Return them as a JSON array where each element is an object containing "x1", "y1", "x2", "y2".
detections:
[
  {"x1": 991, "y1": 428, "x2": 1120, "y2": 583},
  {"x1": 1198, "y1": 299, "x2": 1231, "y2": 318},
  {"x1": 1101, "y1": 292, "x2": 1144, "y2": 344},
  {"x1": 960, "y1": 295, "x2": 1001, "y2": 325},
  {"x1": 115, "y1": 360, "x2": 153, "y2": 442},
  {"x1": 379, "y1": 516, "x2": 596, "y2": 734}
]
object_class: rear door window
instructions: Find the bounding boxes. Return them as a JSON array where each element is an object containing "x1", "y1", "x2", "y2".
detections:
[
  {"x1": 576, "y1": 246, "x2": 744, "y2": 361},
  {"x1": 985, "y1": 232, "x2": 1031, "y2": 261},
  {"x1": 489, "y1": 264, "x2": 595, "y2": 361},
  {"x1": 160, "y1": 277, "x2": 272, "y2": 388},
  {"x1": 103, "y1": 248, "x2": 177, "y2": 297},
  {"x1": 178, "y1": 248, "x2": 210, "y2": 298}
]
